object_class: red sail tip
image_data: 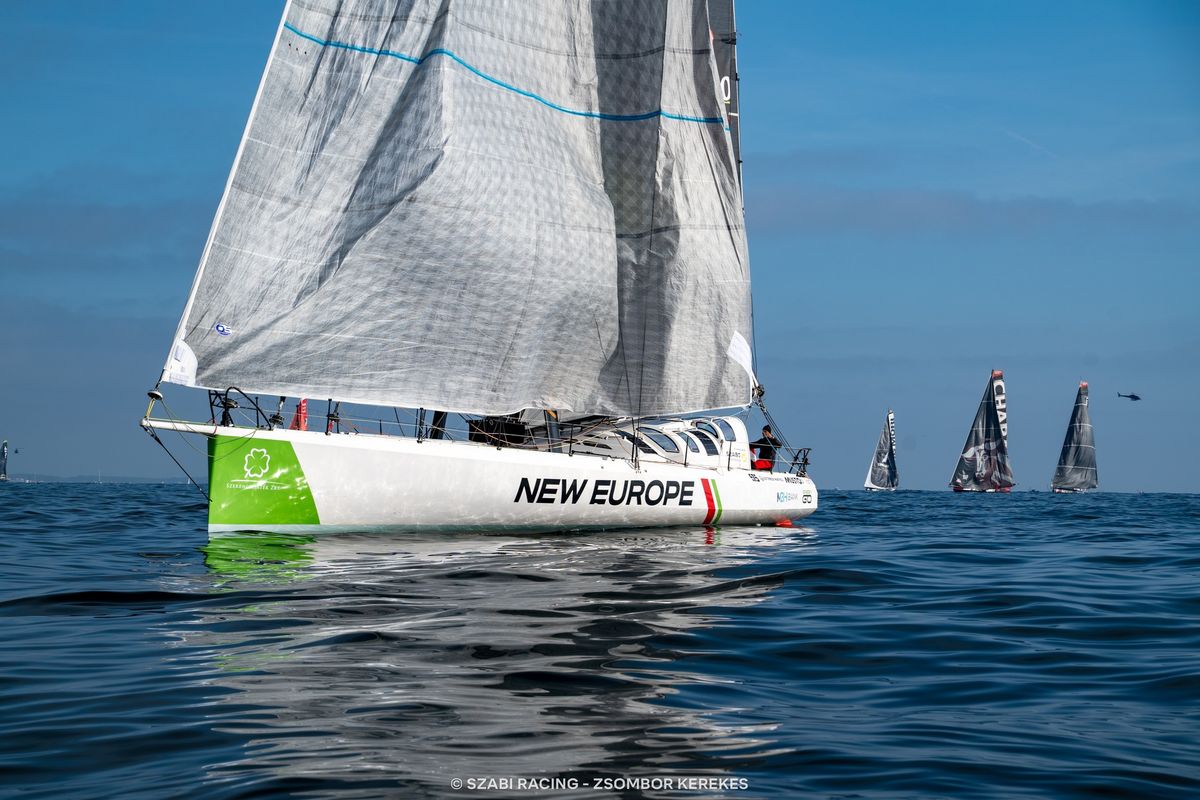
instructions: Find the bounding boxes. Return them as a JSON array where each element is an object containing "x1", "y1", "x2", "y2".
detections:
[
  {"x1": 1080, "y1": 381, "x2": 1088, "y2": 388},
  {"x1": 992, "y1": 370, "x2": 1004, "y2": 378}
]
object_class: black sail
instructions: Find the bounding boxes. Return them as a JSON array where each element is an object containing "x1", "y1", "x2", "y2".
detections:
[
  {"x1": 864, "y1": 410, "x2": 899, "y2": 490},
  {"x1": 950, "y1": 371, "x2": 1015, "y2": 491},
  {"x1": 0, "y1": 440, "x2": 6, "y2": 481},
  {"x1": 1051, "y1": 382, "x2": 1098, "y2": 491}
]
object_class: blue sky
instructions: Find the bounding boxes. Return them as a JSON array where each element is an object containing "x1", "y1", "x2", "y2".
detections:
[{"x1": 1, "y1": 1, "x2": 1197, "y2": 490}]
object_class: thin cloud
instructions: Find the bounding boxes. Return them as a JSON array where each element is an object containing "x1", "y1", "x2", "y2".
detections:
[{"x1": 1003, "y1": 129, "x2": 1061, "y2": 160}]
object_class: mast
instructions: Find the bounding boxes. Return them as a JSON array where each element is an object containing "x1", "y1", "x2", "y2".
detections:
[
  {"x1": 1051, "y1": 381, "x2": 1098, "y2": 492},
  {"x1": 864, "y1": 411, "x2": 898, "y2": 490},
  {"x1": 949, "y1": 370, "x2": 1015, "y2": 492}
]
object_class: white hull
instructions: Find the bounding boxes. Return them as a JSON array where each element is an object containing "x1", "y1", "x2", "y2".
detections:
[{"x1": 147, "y1": 422, "x2": 817, "y2": 533}]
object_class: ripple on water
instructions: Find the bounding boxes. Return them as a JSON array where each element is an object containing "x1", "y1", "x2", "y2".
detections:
[{"x1": 0, "y1": 485, "x2": 1197, "y2": 798}]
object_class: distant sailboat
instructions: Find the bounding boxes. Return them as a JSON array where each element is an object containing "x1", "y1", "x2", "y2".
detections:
[
  {"x1": 864, "y1": 411, "x2": 898, "y2": 491},
  {"x1": 0, "y1": 440, "x2": 7, "y2": 482},
  {"x1": 1051, "y1": 381, "x2": 1098, "y2": 493},
  {"x1": 950, "y1": 370, "x2": 1014, "y2": 493}
]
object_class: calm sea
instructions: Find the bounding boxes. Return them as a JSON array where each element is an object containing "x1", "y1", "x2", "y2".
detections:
[{"x1": 0, "y1": 484, "x2": 1196, "y2": 799}]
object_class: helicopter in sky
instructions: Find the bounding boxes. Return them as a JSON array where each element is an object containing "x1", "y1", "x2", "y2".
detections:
[{"x1": 1117, "y1": 392, "x2": 1142, "y2": 401}]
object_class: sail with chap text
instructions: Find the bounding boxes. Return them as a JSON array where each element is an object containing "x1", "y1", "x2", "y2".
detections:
[{"x1": 950, "y1": 371, "x2": 1014, "y2": 492}]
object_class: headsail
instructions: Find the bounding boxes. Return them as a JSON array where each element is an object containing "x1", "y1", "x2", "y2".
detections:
[
  {"x1": 864, "y1": 410, "x2": 898, "y2": 490},
  {"x1": 162, "y1": 0, "x2": 751, "y2": 418},
  {"x1": 1051, "y1": 382, "x2": 1098, "y2": 491},
  {"x1": 949, "y1": 370, "x2": 1015, "y2": 491}
]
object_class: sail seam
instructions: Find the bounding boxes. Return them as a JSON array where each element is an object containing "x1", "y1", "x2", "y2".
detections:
[{"x1": 282, "y1": 22, "x2": 723, "y2": 125}]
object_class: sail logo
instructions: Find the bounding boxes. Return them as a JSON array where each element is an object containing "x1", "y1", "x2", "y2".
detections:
[
  {"x1": 514, "y1": 477, "x2": 694, "y2": 507},
  {"x1": 214, "y1": 323, "x2": 233, "y2": 336},
  {"x1": 992, "y1": 378, "x2": 1008, "y2": 439},
  {"x1": 243, "y1": 449, "x2": 271, "y2": 479}
]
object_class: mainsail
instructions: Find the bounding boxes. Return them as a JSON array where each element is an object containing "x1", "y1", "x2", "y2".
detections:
[
  {"x1": 864, "y1": 410, "x2": 898, "y2": 490},
  {"x1": 1051, "y1": 382, "x2": 1098, "y2": 492},
  {"x1": 162, "y1": 0, "x2": 751, "y2": 418},
  {"x1": 949, "y1": 370, "x2": 1014, "y2": 492},
  {"x1": 0, "y1": 440, "x2": 7, "y2": 481}
]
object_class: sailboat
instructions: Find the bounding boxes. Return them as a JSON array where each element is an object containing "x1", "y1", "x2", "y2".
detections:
[
  {"x1": 950, "y1": 370, "x2": 1014, "y2": 493},
  {"x1": 0, "y1": 440, "x2": 8, "y2": 482},
  {"x1": 141, "y1": 0, "x2": 818, "y2": 533},
  {"x1": 1051, "y1": 381, "x2": 1098, "y2": 493},
  {"x1": 863, "y1": 411, "x2": 898, "y2": 491}
]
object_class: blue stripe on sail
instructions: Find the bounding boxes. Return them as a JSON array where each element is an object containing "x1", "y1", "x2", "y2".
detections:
[{"x1": 283, "y1": 22, "x2": 723, "y2": 125}]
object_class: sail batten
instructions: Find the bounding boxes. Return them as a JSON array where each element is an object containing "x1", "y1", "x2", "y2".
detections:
[
  {"x1": 1051, "y1": 382, "x2": 1098, "y2": 491},
  {"x1": 161, "y1": 0, "x2": 751, "y2": 417}
]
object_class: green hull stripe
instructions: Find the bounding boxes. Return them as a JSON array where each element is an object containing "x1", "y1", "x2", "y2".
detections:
[
  {"x1": 208, "y1": 435, "x2": 320, "y2": 526},
  {"x1": 711, "y1": 480, "x2": 723, "y2": 524}
]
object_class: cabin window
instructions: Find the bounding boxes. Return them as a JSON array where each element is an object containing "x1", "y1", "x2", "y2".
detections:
[
  {"x1": 582, "y1": 440, "x2": 612, "y2": 450},
  {"x1": 615, "y1": 430, "x2": 655, "y2": 455},
  {"x1": 643, "y1": 429, "x2": 679, "y2": 453},
  {"x1": 680, "y1": 432, "x2": 700, "y2": 453},
  {"x1": 696, "y1": 421, "x2": 720, "y2": 439},
  {"x1": 690, "y1": 430, "x2": 719, "y2": 455},
  {"x1": 715, "y1": 420, "x2": 737, "y2": 440}
]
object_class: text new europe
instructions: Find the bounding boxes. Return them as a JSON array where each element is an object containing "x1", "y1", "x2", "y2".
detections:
[{"x1": 514, "y1": 478, "x2": 696, "y2": 506}]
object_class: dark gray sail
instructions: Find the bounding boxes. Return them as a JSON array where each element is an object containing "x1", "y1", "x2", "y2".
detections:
[
  {"x1": 708, "y1": 0, "x2": 741, "y2": 183},
  {"x1": 161, "y1": 0, "x2": 751, "y2": 418},
  {"x1": 1051, "y1": 382, "x2": 1098, "y2": 492},
  {"x1": 0, "y1": 440, "x2": 7, "y2": 482},
  {"x1": 950, "y1": 370, "x2": 1014, "y2": 492},
  {"x1": 864, "y1": 410, "x2": 898, "y2": 490}
]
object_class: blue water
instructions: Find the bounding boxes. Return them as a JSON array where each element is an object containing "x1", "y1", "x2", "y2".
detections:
[{"x1": 1, "y1": 485, "x2": 1197, "y2": 799}]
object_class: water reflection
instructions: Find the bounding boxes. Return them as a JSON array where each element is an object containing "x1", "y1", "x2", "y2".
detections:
[{"x1": 182, "y1": 526, "x2": 815, "y2": 796}]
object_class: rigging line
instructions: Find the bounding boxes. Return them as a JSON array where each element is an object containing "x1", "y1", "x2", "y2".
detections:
[
  {"x1": 158, "y1": 397, "x2": 260, "y2": 463},
  {"x1": 145, "y1": 427, "x2": 210, "y2": 502}
]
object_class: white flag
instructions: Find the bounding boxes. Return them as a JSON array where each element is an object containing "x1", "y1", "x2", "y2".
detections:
[{"x1": 727, "y1": 331, "x2": 757, "y2": 388}]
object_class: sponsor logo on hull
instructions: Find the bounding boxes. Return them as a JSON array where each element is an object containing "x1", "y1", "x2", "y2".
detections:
[
  {"x1": 208, "y1": 436, "x2": 320, "y2": 526},
  {"x1": 513, "y1": 476, "x2": 723, "y2": 524},
  {"x1": 514, "y1": 477, "x2": 696, "y2": 507}
]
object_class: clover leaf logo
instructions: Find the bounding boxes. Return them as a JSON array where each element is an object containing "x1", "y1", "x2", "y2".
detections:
[{"x1": 243, "y1": 448, "x2": 271, "y2": 479}]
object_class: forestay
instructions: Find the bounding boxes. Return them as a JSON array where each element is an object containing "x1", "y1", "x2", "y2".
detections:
[{"x1": 162, "y1": 0, "x2": 751, "y2": 417}]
